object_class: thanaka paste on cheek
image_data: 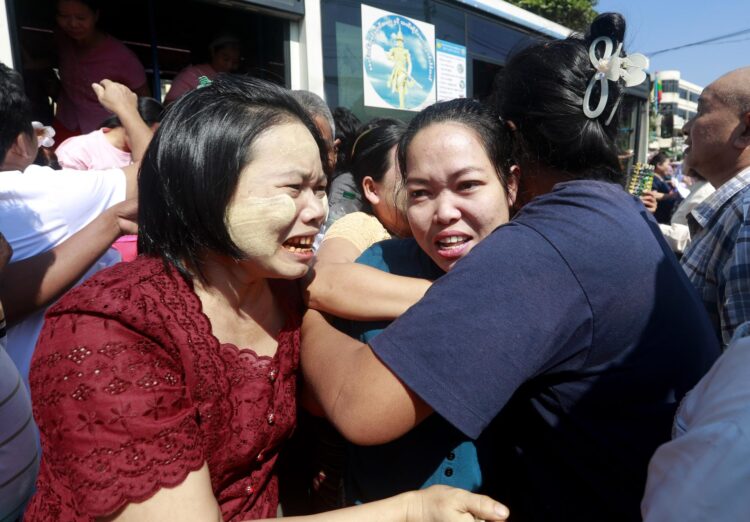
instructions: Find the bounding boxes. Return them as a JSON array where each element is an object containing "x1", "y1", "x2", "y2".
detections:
[{"x1": 226, "y1": 194, "x2": 297, "y2": 257}]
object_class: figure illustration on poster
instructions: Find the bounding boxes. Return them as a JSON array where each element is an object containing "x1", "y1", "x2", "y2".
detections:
[{"x1": 362, "y1": 5, "x2": 436, "y2": 112}]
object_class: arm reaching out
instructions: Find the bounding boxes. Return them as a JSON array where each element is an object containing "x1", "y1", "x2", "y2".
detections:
[
  {"x1": 306, "y1": 261, "x2": 431, "y2": 321},
  {"x1": 0, "y1": 198, "x2": 137, "y2": 325},
  {"x1": 307, "y1": 237, "x2": 432, "y2": 321},
  {"x1": 255, "y1": 485, "x2": 509, "y2": 522},
  {"x1": 98, "y1": 467, "x2": 508, "y2": 522},
  {"x1": 301, "y1": 308, "x2": 432, "y2": 445},
  {"x1": 92, "y1": 80, "x2": 154, "y2": 197}
]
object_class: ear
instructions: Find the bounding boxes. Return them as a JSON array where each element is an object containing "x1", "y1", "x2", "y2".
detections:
[
  {"x1": 333, "y1": 137, "x2": 342, "y2": 155},
  {"x1": 1, "y1": 132, "x2": 35, "y2": 171},
  {"x1": 734, "y1": 111, "x2": 750, "y2": 150},
  {"x1": 361, "y1": 176, "x2": 380, "y2": 206},
  {"x1": 11, "y1": 132, "x2": 35, "y2": 159},
  {"x1": 506, "y1": 165, "x2": 520, "y2": 206}
]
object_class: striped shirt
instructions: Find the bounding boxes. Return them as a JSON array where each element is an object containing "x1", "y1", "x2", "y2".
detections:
[
  {"x1": 682, "y1": 166, "x2": 750, "y2": 346},
  {"x1": 0, "y1": 316, "x2": 39, "y2": 521}
]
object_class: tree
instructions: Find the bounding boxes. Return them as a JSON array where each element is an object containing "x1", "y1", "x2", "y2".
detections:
[{"x1": 504, "y1": 0, "x2": 598, "y2": 32}]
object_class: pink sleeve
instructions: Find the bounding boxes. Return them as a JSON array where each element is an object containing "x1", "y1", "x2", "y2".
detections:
[{"x1": 30, "y1": 310, "x2": 205, "y2": 517}]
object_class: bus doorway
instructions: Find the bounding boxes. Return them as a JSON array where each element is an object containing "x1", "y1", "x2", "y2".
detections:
[{"x1": 12, "y1": 0, "x2": 290, "y2": 124}]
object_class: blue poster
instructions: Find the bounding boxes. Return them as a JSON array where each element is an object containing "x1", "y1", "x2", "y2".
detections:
[{"x1": 361, "y1": 4, "x2": 436, "y2": 112}]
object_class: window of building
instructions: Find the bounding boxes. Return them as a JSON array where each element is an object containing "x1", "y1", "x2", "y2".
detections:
[
  {"x1": 678, "y1": 88, "x2": 688, "y2": 100},
  {"x1": 661, "y1": 79, "x2": 679, "y2": 93},
  {"x1": 689, "y1": 91, "x2": 700, "y2": 103},
  {"x1": 660, "y1": 103, "x2": 676, "y2": 115}
]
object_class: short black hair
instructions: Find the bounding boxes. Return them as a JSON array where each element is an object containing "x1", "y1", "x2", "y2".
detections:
[
  {"x1": 0, "y1": 63, "x2": 32, "y2": 166},
  {"x1": 495, "y1": 12, "x2": 628, "y2": 184},
  {"x1": 332, "y1": 106, "x2": 361, "y2": 175},
  {"x1": 350, "y1": 117, "x2": 406, "y2": 189},
  {"x1": 100, "y1": 97, "x2": 165, "y2": 129},
  {"x1": 649, "y1": 152, "x2": 670, "y2": 168},
  {"x1": 137, "y1": 74, "x2": 327, "y2": 280},
  {"x1": 397, "y1": 98, "x2": 514, "y2": 193}
]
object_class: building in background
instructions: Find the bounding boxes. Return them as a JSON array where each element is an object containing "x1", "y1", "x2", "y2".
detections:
[{"x1": 652, "y1": 70, "x2": 703, "y2": 154}]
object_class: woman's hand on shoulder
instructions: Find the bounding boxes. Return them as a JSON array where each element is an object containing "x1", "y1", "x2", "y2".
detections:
[{"x1": 403, "y1": 486, "x2": 509, "y2": 522}]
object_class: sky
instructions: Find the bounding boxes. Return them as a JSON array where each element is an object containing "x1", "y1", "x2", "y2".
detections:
[{"x1": 596, "y1": 0, "x2": 749, "y2": 88}]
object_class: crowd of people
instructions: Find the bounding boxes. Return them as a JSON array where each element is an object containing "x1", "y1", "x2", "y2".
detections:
[{"x1": 2, "y1": 6, "x2": 750, "y2": 522}]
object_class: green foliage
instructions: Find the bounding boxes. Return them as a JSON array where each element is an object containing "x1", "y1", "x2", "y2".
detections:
[{"x1": 505, "y1": 0, "x2": 599, "y2": 32}]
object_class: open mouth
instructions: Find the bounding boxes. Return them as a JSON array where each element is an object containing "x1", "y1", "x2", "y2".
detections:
[
  {"x1": 436, "y1": 235, "x2": 469, "y2": 249},
  {"x1": 282, "y1": 235, "x2": 315, "y2": 255},
  {"x1": 434, "y1": 235, "x2": 472, "y2": 259}
]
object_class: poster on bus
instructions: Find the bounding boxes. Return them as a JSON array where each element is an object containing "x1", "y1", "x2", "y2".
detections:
[
  {"x1": 436, "y1": 39, "x2": 467, "y2": 101},
  {"x1": 361, "y1": 4, "x2": 436, "y2": 112}
]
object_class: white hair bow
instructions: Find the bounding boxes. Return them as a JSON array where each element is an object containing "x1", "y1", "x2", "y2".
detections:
[
  {"x1": 582, "y1": 36, "x2": 650, "y2": 125},
  {"x1": 32, "y1": 121, "x2": 56, "y2": 148}
]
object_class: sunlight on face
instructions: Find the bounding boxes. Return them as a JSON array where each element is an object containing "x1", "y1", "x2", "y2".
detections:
[
  {"x1": 405, "y1": 122, "x2": 512, "y2": 272},
  {"x1": 225, "y1": 121, "x2": 328, "y2": 279}
]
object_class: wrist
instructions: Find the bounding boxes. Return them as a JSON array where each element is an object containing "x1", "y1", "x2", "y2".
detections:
[{"x1": 101, "y1": 206, "x2": 126, "y2": 239}]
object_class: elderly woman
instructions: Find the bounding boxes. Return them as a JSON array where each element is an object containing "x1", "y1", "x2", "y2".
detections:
[{"x1": 25, "y1": 75, "x2": 507, "y2": 522}]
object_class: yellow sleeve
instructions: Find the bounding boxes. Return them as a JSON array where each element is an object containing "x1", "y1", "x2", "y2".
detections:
[{"x1": 322, "y1": 212, "x2": 391, "y2": 253}]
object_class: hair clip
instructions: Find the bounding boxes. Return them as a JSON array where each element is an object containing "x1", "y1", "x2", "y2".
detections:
[
  {"x1": 32, "y1": 121, "x2": 55, "y2": 148},
  {"x1": 197, "y1": 76, "x2": 213, "y2": 89},
  {"x1": 582, "y1": 36, "x2": 649, "y2": 125},
  {"x1": 350, "y1": 127, "x2": 374, "y2": 158}
]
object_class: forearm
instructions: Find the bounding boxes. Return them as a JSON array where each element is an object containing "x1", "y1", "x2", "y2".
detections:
[
  {"x1": 255, "y1": 491, "x2": 409, "y2": 522},
  {"x1": 117, "y1": 107, "x2": 152, "y2": 163},
  {"x1": 254, "y1": 486, "x2": 509, "y2": 522},
  {"x1": 0, "y1": 209, "x2": 122, "y2": 325},
  {"x1": 122, "y1": 163, "x2": 139, "y2": 199},
  {"x1": 306, "y1": 262, "x2": 431, "y2": 321},
  {"x1": 300, "y1": 309, "x2": 428, "y2": 445}
]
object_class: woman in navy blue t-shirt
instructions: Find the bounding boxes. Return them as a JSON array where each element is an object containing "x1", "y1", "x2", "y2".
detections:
[{"x1": 300, "y1": 12, "x2": 720, "y2": 522}]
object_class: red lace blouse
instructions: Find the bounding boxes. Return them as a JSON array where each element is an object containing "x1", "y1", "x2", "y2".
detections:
[{"x1": 25, "y1": 256, "x2": 301, "y2": 521}]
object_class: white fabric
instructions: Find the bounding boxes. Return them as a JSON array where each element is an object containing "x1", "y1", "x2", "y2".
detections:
[
  {"x1": 0, "y1": 165, "x2": 126, "y2": 379},
  {"x1": 658, "y1": 180, "x2": 716, "y2": 254},
  {"x1": 642, "y1": 335, "x2": 750, "y2": 521}
]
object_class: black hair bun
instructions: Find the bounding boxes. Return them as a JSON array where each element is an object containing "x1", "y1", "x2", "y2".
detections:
[{"x1": 585, "y1": 12, "x2": 626, "y2": 48}]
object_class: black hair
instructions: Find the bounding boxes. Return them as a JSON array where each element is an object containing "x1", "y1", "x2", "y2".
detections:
[
  {"x1": 0, "y1": 63, "x2": 33, "y2": 166},
  {"x1": 137, "y1": 74, "x2": 328, "y2": 280},
  {"x1": 397, "y1": 98, "x2": 513, "y2": 193},
  {"x1": 332, "y1": 107, "x2": 362, "y2": 175},
  {"x1": 350, "y1": 117, "x2": 406, "y2": 189},
  {"x1": 100, "y1": 97, "x2": 165, "y2": 129},
  {"x1": 649, "y1": 152, "x2": 670, "y2": 168},
  {"x1": 495, "y1": 12, "x2": 629, "y2": 184}
]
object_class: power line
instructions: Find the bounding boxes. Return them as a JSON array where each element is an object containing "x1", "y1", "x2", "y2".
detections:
[
  {"x1": 704, "y1": 36, "x2": 750, "y2": 46},
  {"x1": 647, "y1": 27, "x2": 750, "y2": 57}
]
